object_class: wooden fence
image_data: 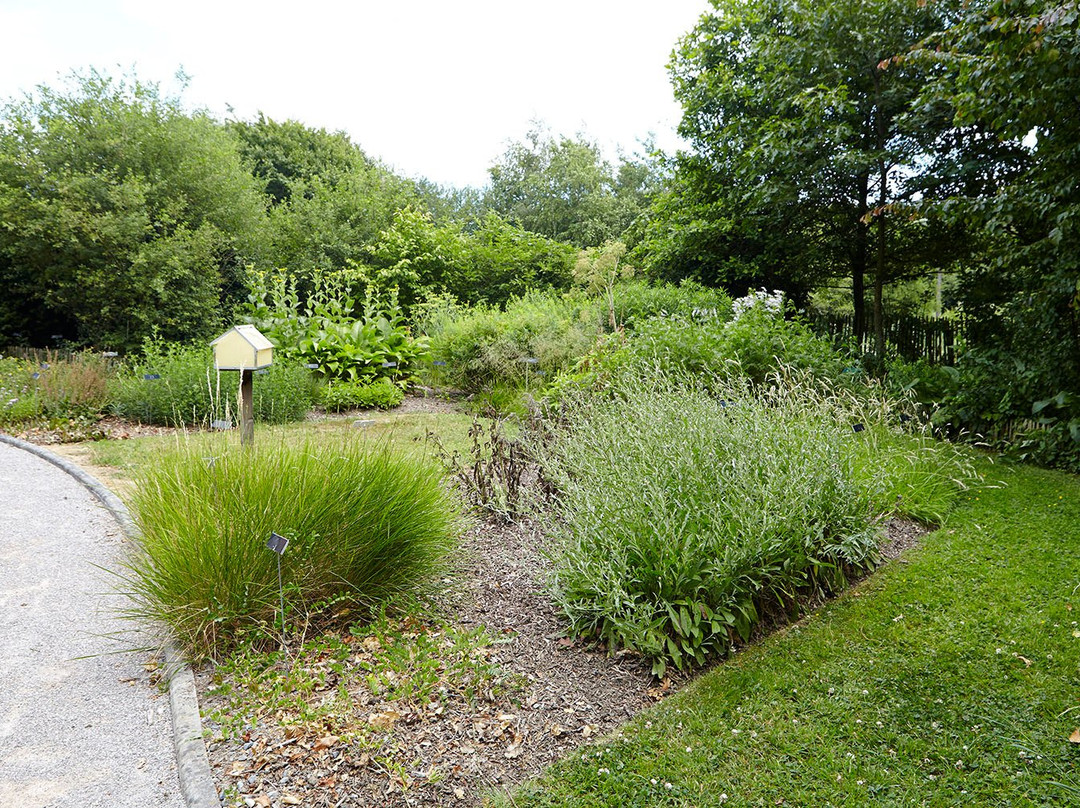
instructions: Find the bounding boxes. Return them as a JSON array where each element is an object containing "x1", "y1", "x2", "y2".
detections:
[{"x1": 806, "y1": 311, "x2": 963, "y2": 365}]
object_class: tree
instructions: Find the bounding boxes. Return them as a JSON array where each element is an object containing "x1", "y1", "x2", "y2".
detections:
[
  {"x1": 486, "y1": 124, "x2": 650, "y2": 248},
  {"x1": 910, "y1": 0, "x2": 1080, "y2": 457},
  {"x1": 0, "y1": 71, "x2": 266, "y2": 348},
  {"x1": 657, "y1": 0, "x2": 992, "y2": 361},
  {"x1": 231, "y1": 115, "x2": 420, "y2": 278}
]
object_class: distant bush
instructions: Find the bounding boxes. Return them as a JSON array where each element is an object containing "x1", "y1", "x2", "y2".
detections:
[
  {"x1": 124, "y1": 439, "x2": 460, "y2": 659},
  {"x1": 540, "y1": 370, "x2": 973, "y2": 675},
  {"x1": 109, "y1": 339, "x2": 313, "y2": 426},
  {"x1": 609, "y1": 279, "x2": 732, "y2": 330},
  {"x1": 419, "y1": 291, "x2": 597, "y2": 393},
  {"x1": 321, "y1": 377, "x2": 405, "y2": 412},
  {"x1": 549, "y1": 290, "x2": 845, "y2": 400}
]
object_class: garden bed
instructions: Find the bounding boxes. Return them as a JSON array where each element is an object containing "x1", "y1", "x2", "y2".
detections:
[{"x1": 195, "y1": 515, "x2": 926, "y2": 808}]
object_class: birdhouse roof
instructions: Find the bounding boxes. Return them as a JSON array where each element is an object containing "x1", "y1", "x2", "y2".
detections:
[{"x1": 212, "y1": 324, "x2": 274, "y2": 351}]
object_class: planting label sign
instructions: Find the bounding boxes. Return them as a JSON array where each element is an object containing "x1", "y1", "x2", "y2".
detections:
[{"x1": 266, "y1": 532, "x2": 289, "y2": 555}]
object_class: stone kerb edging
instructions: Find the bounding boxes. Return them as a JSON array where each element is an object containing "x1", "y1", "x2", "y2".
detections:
[{"x1": 0, "y1": 433, "x2": 220, "y2": 808}]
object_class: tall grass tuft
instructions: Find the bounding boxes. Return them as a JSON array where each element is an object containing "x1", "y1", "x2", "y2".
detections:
[
  {"x1": 540, "y1": 368, "x2": 974, "y2": 675},
  {"x1": 123, "y1": 438, "x2": 460, "y2": 660}
]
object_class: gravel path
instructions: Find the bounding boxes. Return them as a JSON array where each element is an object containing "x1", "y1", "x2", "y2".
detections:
[{"x1": 0, "y1": 441, "x2": 185, "y2": 808}]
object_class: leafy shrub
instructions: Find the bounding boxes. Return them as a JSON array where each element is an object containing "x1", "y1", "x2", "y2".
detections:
[
  {"x1": 321, "y1": 377, "x2": 405, "y2": 412},
  {"x1": 420, "y1": 291, "x2": 597, "y2": 392},
  {"x1": 252, "y1": 362, "x2": 318, "y2": 424},
  {"x1": 548, "y1": 297, "x2": 844, "y2": 402},
  {"x1": 109, "y1": 340, "x2": 218, "y2": 425},
  {"x1": 124, "y1": 439, "x2": 460, "y2": 660},
  {"x1": 539, "y1": 370, "x2": 972, "y2": 675},
  {"x1": 109, "y1": 338, "x2": 313, "y2": 426},
  {"x1": 609, "y1": 279, "x2": 733, "y2": 330},
  {"x1": 243, "y1": 269, "x2": 429, "y2": 384}
]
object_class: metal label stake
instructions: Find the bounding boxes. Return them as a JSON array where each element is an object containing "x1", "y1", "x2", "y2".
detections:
[{"x1": 266, "y1": 532, "x2": 290, "y2": 656}]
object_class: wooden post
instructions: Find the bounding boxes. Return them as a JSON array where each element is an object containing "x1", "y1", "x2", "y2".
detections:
[{"x1": 240, "y1": 368, "x2": 254, "y2": 447}]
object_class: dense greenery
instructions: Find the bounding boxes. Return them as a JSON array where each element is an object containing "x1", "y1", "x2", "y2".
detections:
[
  {"x1": 124, "y1": 438, "x2": 459, "y2": 659},
  {"x1": 912, "y1": 0, "x2": 1080, "y2": 470},
  {"x1": 108, "y1": 339, "x2": 314, "y2": 426},
  {"x1": 502, "y1": 461, "x2": 1080, "y2": 806},
  {"x1": 542, "y1": 369, "x2": 971, "y2": 675},
  {"x1": 0, "y1": 72, "x2": 266, "y2": 348},
  {"x1": 320, "y1": 377, "x2": 405, "y2": 412},
  {"x1": 242, "y1": 269, "x2": 429, "y2": 385}
]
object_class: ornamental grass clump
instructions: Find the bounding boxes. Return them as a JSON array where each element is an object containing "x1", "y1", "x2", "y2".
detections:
[
  {"x1": 541, "y1": 370, "x2": 972, "y2": 675},
  {"x1": 123, "y1": 438, "x2": 460, "y2": 660}
]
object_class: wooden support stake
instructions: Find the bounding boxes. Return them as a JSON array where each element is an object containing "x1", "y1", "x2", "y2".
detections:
[{"x1": 240, "y1": 368, "x2": 254, "y2": 447}]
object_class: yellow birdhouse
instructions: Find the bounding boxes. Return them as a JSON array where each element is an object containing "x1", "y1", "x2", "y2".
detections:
[{"x1": 211, "y1": 325, "x2": 274, "y2": 371}]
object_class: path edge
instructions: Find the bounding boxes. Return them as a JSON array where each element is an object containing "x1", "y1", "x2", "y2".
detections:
[{"x1": 0, "y1": 433, "x2": 220, "y2": 808}]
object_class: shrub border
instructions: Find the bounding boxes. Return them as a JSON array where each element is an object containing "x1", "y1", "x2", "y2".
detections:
[{"x1": 0, "y1": 432, "x2": 218, "y2": 808}]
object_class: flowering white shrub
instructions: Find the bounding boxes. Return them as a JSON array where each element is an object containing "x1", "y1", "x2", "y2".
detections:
[{"x1": 731, "y1": 288, "x2": 784, "y2": 321}]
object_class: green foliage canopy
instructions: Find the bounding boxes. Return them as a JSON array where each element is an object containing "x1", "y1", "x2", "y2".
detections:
[
  {"x1": 0, "y1": 71, "x2": 266, "y2": 348},
  {"x1": 649, "y1": 0, "x2": 992, "y2": 359}
]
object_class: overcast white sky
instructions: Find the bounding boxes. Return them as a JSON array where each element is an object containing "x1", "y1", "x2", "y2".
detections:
[{"x1": 0, "y1": 0, "x2": 708, "y2": 188}]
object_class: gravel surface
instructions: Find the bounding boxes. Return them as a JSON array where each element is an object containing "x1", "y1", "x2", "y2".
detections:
[{"x1": 0, "y1": 441, "x2": 185, "y2": 808}]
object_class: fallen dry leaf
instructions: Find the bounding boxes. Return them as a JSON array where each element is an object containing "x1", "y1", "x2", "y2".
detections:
[
  {"x1": 361, "y1": 636, "x2": 382, "y2": 652},
  {"x1": 282, "y1": 795, "x2": 302, "y2": 806},
  {"x1": 312, "y1": 734, "x2": 339, "y2": 752},
  {"x1": 226, "y1": 761, "x2": 246, "y2": 777},
  {"x1": 1069, "y1": 729, "x2": 1080, "y2": 744},
  {"x1": 454, "y1": 786, "x2": 466, "y2": 799},
  {"x1": 254, "y1": 796, "x2": 271, "y2": 808},
  {"x1": 368, "y1": 710, "x2": 401, "y2": 730}
]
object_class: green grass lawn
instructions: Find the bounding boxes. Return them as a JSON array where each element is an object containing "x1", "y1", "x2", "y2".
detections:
[
  {"x1": 80, "y1": 410, "x2": 477, "y2": 487},
  {"x1": 497, "y1": 460, "x2": 1080, "y2": 807}
]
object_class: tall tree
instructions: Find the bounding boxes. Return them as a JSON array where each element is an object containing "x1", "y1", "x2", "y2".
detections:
[
  {"x1": 486, "y1": 125, "x2": 650, "y2": 248},
  {"x1": 659, "y1": 0, "x2": 985, "y2": 360},
  {"x1": 231, "y1": 115, "x2": 420, "y2": 278},
  {"x1": 0, "y1": 71, "x2": 266, "y2": 348},
  {"x1": 912, "y1": 0, "x2": 1080, "y2": 440}
]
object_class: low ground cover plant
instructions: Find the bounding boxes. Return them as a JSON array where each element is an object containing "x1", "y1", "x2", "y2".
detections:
[
  {"x1": 320, "y1": 376, "x2": 405, "y2": 412},
  {"x1": 123, "y1": 438, "x2": 459, "y2": 659},
  {"x1": 0, "y1": 351, "x2": 112, "y2": 424},
  {"x1": 539, "y1": 370, "x2": 974, "y2": 675}
]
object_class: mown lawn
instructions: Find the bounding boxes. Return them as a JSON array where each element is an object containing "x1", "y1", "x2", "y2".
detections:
[
  {"x1": 64, "y1": 410, "x2": 477, "y2": 493},
  {"x1": 497, "y1": 460, "x2": 1080, "y2": 807}
]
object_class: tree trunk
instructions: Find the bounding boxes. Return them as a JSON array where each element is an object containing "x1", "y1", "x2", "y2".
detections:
[
  {"x1": 873, "y1": 160, "x2": 888, "y2": 372},
  {"x1": 853, "y1": 172, "x2": 870, "y2": 349}
]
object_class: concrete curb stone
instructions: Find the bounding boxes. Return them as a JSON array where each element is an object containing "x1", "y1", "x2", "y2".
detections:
[{"x1": 0, "y1": 433, "x2": 220, "y2": 808}]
